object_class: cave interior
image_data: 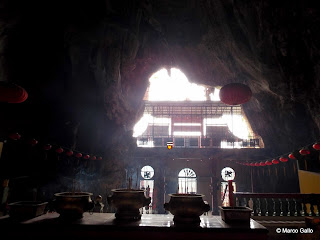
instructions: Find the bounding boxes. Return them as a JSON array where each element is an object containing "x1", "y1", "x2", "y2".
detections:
[{"x1": 0, "y1": 0, "x2": 320, "y2": 216}]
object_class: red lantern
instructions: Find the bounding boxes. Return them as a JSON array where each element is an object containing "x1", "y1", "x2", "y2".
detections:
[
  {"x1": 9, "y1": 132, "x2": 21, "y2": 140},
  {"x1": 265, "y1": 160, "x2": 272, "y2": 166},
  {"x1": 0, "y1": 82, "x2": 28, "y2": 103},
  {"x1": 219, "y1": 83, "x2": 252, "y2": 105},
  {"x1": 288, "y1": 153, "x2": 296, "y2": 160},
  {"x1": 279, "y1": 156, "x2": 288, "y2": 162},
  {"x1": 66, "y1": 150, "x2": 73, "y2": 156},
  {"x1": 98, "y1": 157, "x2": 102, "y2": 160},
  {"x1": 56, "y1": 147, "x2": 64, "y2": 154},
  {"x1": 260, "y1": 161, "x2": 266, "y2": 166},
  {"x1": 249, "y1": 163, "x2": 255, "y2": 166},
  {"x1": 76, "y1": 153, "x2": 82, "y2": 158},
  {"x1": 29, "y1": 138, "x2": 38, "y2": 146},
  {"x1": 255, "y1": 162, "x2": 260, "y2": 167},
  {"x1": 272, "y1": 159, "x2": 279, "y2": 164},
  {"x1": 313, "y1": 143, "x2": 320, "y2": 150},
  {"x1": 83, "y1": 154, "x2": 90, "y2": 159},
  {"x1": 299, "y1": 149, "x2": 310, "y2": 155},
  {"x1": 44, "y1": 144, "x2": 52, "y2": 150},
  {"x1": 91, "y1": 156, "x2": 96, "y2": 160}
]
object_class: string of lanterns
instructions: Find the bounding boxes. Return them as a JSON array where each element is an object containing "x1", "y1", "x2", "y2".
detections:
[
  {"x1": 7, "y1": 132, "x2": 103, "y2": 161},
  {"x1": 234, "y1": 141, "x2": 320, "y2": 167}
]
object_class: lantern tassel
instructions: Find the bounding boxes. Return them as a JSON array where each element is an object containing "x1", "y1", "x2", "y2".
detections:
[
  {"x1": 293, "y1": 162, "x2": 297, "y2": 174},
  {"x1": 305, "y1": 159, "x2": 308, "y2": 171}
]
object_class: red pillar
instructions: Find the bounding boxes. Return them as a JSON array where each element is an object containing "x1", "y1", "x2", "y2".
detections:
[{"x1": 228, "y1": 180, "x2": 234, "y2": 207}]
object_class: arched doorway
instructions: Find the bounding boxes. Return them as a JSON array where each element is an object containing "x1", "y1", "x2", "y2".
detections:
[{"x1": 178, "y1": 168, "x2": 197, "y2": 194}]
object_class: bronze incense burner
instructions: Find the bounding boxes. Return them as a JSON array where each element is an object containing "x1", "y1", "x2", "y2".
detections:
[
  {"x1": 107, "y1": 188, "x2": 151, "y2": 220},
  {"x1": 164, "y1": 193, "x2": 210, "y2": 225},
  {"x1": 53, "y1": 192, "x2": 94, "y2": 219}
]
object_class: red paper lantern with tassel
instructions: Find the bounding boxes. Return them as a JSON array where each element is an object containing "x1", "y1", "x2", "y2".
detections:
[
  {"x1": 66, "y1": 150, "x2": 73, "y2": 156},
  {"x1": 260, "y1": 161, "x2": 266, "y2": 166},
  {"x1": 255, "y1": 162, "x2": 260, "y2": 167},
  {"x1": 83, "y1": 154, "x2": 90, "y2": 160},
  {"x1": 9, "y1": 132, "x2": 21, "y2": 140},
  {"x1": 219, "y1": 83, "x2": 252, "y2": 105},
  {"x1": 76, "y1": 153, "x2": 82, "y2": 158},
  {"x1": 29, "y1": 138, "x2": 38, "y2": 146},
  {"x1": 265, "y1": 160, "x2": 272, "y2": 166},
  {"x1": 91, "y1": 156, "x2": 96, "y2": 160},
  {"x1": 272, "y1": 159, "x2": 279, "y2": 164},
  {"x1": 44, "y1": 144, "x2": 52, "y2": 150},
  {"x1": 312, "y1": 143, "x2": 320, "y2": 150},
  {"x1": 299, "y1": 149, "x2": 310, "y2": 155},
  {"x1": 279, "y1": 156, "x2": 288, "y2": 162},
  {"x1": 97, "y1": 157, "x2": 102, "y2": 160},
  {"x1": 0, "y1": 82, "x2": 28, "y2": 103},
  {"x1": 56, "y1": 147, "x2": 64, "y2": 154},
  {"x1": 288, "y1": 153, "x2": 296, "y2": 160}
]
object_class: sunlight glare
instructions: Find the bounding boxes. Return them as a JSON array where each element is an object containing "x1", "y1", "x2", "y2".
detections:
[{"x1": 148, "y1": 68, "x2": 206, "y2": 101}]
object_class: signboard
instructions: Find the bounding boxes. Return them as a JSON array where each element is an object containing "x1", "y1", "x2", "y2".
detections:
[{"x1": 221, "y1": 167, "x2": 235, "y2": 181}]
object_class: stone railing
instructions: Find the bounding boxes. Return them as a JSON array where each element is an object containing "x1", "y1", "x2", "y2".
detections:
[{"x1": 234, "y1": 192, "x2": 320, "y2": 217}]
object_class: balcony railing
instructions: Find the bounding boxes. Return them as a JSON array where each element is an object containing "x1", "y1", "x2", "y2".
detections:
[
  {"x1": 137, "y1": 136, "x2": 262, "y2": 148},
  {"x1": 234, "y1": 192, "x2": 320, "y2": 217}
]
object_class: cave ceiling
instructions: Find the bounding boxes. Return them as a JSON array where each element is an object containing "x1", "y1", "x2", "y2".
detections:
[{"x1": 0, "y1": 0, "x2": 319, "y2": 159}]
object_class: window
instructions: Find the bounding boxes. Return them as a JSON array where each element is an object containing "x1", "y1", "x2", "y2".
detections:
[{"x1": 178, "y1": 168, "x2": 197, "y2": 194}]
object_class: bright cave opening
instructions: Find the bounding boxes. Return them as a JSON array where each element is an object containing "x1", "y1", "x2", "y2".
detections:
[{"x1": 133, "y1": 68, "x2": 263, "y2": 149}]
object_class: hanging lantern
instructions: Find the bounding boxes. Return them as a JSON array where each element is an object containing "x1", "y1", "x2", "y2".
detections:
[
  {"x1": 44, "y1": 144, "x2": 52, "y2": 150},
  {"x1": 250, "y1": 163, "x2": 255, "y2": 166},
  {"x1": 75, "y1": 153, "x2": 82, "y2": 158},
  {"x1": 56, "y1": 147, "x2": 64, "y2": 154},
  {"x1": 288, "y1": 153, "x2": 296, "y2": 160},
  {"x1": 265, "y1": 160, "x2": 272, "y2": 166},
  {"x1": 279, "y1": 156, "x2": 288, "y2": 162},
  {"x1": 272, "y1": 159, "x2": 279, "y2": 164},
  {"x1": 312, "y1": 143, "x2": 320, "y2": 150},
  {"x1": 260, "y1": 161, "x2": 266, "y2": 166},
  {"x1": 219, "y1": 83, "x2": 252, "y2": 105},
  {"x1": 29, "y1": 138, "x2": 38, "y2": 146},
  {"x1": 255, "y1": 162, "x2": 260, "y2": 167},
  {"x1": 91, "y1": 156, "x2": 96, "y2": 160},
  {"x1": 66, "y1": 150, "x2": 73, "y2": 156},
  {"x1": 0, "y1": 82, "x2": 28, "y2": 103},
  {"x1": 97, "y1": 157, "x2": 102, "y2": 160},
  {"x1": 299, "y1": 149, "x2": 310, "y2": 155},
  {"x1": 9, "y1": 132, "x2": 21, "y2": 140},
  {"x1": 83, "y1": 154, "x2": 90, "y2": 160}
]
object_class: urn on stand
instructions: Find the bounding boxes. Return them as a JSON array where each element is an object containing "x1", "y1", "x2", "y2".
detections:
[
  {"x1": 164, "y1": 193, "x2": 210, "y2": 226},
  {"x1": 107, "y1": 177, "x2": 151, "y2": 220}
]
